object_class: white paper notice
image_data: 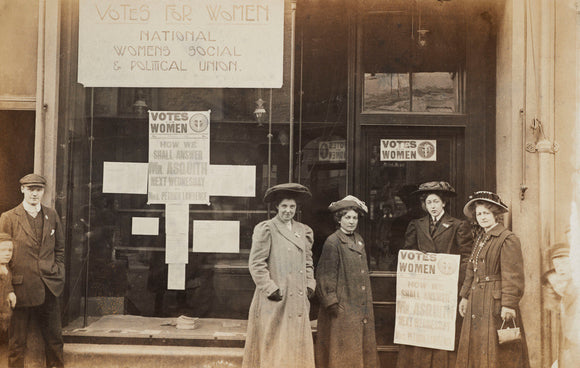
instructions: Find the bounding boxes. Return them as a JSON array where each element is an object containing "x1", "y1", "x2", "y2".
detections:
[
  {"x1": 148, "y1": 111, "x2": 210, "y2": 205},
  {"x1": 165, "y1": 204, "x2": 190, "y2": 235},
  {"x1": 208, "y1": 165, "x2": 255, "y2": 197},
  {"x1": 394, "y1": 250, "x2": 460, "y2": 351},
  {"x1": 102, "y1": 162, "x2": 148, "y2": 194},
  {"x1": 380, "y1": 139, "x2": 437, "y2": 161},
  {"x1": 167, "y1": 263, "x2": 186, "y2": 290},
  {"x1": 192, "y1": 221, "x2": 239, "y2": 253},
  {"x1": 131, "y1": 217, "x2": 159, "y2": 235},
  {"x1": 166, "y1": 233, "x2": 189, "y2": 264}
]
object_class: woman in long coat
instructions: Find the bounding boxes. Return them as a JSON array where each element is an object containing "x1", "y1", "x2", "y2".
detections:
[
  {"x1": 456, "y1": 191, "x2": 530, "y2": 368},
  {"x1": 397, "y1": 181, "x2": 473, "y2": 368},
  {"x1": 242, "y1": 183, "x2": 316, "y2": 368},
  {"x1": 316, "y1": 195, "x2": 379, "y2": 368}
]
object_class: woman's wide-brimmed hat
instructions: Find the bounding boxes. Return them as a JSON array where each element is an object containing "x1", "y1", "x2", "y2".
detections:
[
  {"x1": 328, "y1": 195, "x2": 368, "y2": 214},
  {"x1": 463, "y1": 191, "x2": 509, "y2": 218},
  {"x1": 263, "y1": 183, "x2": 312, "y2": 203},
  {"x1": 411, "y1": 181, "x2": 456, "y2": 197}
]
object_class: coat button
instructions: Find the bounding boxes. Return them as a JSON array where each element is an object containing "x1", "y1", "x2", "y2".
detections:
[
  {"x1": 362, "y1": 318, "x2": 368, "y2": 324},
  {"x1": 289, "y1": 292, "x2": 293, "y2": 296},
  {"x1": 471, "y1": 314, "x2": 476, "y2": 319},
  {"x1": 361, "y1": 286, "x2": 366, "y2": 291},
  {"x1": 472, "y1": 286, "x2": 476, "y2": 290},
  {"x1": 485, "y1": 276, "x2": 489, "y2": 281},
  {"x1": 361, "y1": 270, "x2": 365, "y2": 274},
  {"x1": 298, "y1": 291, "x2": 303, "y2": 296}
]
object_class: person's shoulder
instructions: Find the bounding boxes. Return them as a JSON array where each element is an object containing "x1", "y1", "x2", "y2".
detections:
[
  {"x1": 295, "y1": 221, "x2": 312, "y2": 233},
  {"x1": 0, "y1": 205, "x2": 21, "y2": 218},
  {"x1": 41, "y1": 205, "x2": 58, "y2": 215}
]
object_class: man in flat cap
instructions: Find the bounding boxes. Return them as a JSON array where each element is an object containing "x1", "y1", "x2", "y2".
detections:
[{"x1": 0, "y1": 174, "x2": 65, "y2": 368}]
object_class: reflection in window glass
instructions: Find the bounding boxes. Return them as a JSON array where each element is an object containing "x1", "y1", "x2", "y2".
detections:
[
  {"x1": 363, "y1": 72, "x2": 459, "y2": 113},
  {"x1": 363, "y1": 73, "x2": 410, "y2": 112},
  {"x1": 412, "y1": 72, "x2": 457, "y2": 113}
]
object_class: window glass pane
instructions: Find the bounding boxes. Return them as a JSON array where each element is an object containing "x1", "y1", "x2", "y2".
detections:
[
  {"x1": 363, "y1": 73, "x2": 410, "y2": 112},
  {"x1": 61, "y1": 86, "x2": 292, "y2": 322},
  {"x1": 411, "y1": 72, "x2": 457, "y2": 113}
]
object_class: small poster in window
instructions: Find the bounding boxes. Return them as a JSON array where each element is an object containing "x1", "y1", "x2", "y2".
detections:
[{"x1": 380, "y1": 139, "x2": 437, "y2": 161}]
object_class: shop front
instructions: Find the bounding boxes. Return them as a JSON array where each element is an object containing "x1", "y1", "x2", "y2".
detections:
[{"x1": 2, "y1": 0, "x2": 578, "y2": 367}]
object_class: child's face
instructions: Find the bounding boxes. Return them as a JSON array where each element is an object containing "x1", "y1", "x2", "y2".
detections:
[{"x1": 0, "y1": 241, "x2": 13, "y2": 264}]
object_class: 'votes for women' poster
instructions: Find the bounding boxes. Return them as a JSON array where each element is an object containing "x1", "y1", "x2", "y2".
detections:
[
  {"x1": 148, "y1": 110, "x2": 210, "y2": 205},
  {"x1": 394, "y1": 250, "x2": 460, "y2": 351}
]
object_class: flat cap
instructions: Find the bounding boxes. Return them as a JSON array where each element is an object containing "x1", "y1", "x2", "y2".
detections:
[
  {"x1": 19, "y1": 173, "x2": 47, "y2": 187},
  {"x1": 264, "y1": 183, "x2": 311, "y2": 203}
]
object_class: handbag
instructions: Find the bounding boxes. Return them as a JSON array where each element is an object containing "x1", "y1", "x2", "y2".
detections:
[{"x1": 497, "y1": 318, "x2": 521, "y2": 344}]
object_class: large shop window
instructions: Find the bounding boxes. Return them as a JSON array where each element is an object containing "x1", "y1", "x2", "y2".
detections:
[{"x1": 64, "y1": 87, "x2": 295, "y2": 323}]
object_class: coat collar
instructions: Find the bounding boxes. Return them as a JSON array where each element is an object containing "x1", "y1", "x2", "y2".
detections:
[
  {"x1": 14, "y1": 204, "x2": 50, "y2": 243},
  {"x1": 485, "y1": 223, "x2": 507, "y2": 237},
  {"x1": 417, "y1": 213, "x2": 455, "y2": 239},
  {"x1": 335, "y1": 229, "x2": 364, "y2": 254},
  {"x1": 271, "y1": 215, "x2": 305, "y2": 250}
]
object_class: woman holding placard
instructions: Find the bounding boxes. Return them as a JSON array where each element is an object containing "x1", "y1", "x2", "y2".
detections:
[
  {"x1": 396, "y1": 181, "x2": 473, "y2": 368},
  {"x1": 315, "y1": 195, "x2": 379, "y2": 368},
  {"x1": 456, "y1": 191, "x2": 529, "y2": 368}
]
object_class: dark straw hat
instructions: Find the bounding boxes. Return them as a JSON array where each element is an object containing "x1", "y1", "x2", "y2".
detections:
[
  {"x1": 412, "y1": 181, "x2": 456, "y2": 197},
  {"x1": 463, "y1": 191, "x2": 509, "y2": 218},
  {"x1": 19, "y1": 173, "x2": 47, "y2": 187},
  {"x1": 263, "y1": 183, "x2": 312, "y2": 203},
  {"x1": 328, "y1": 195, "x2": 368, "y2": 214}
]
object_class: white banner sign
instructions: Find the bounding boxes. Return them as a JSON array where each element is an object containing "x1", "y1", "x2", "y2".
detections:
[
  {"x1": 394, "y1": 250, "x2": 459, "y2": 351},
  {"x1": 78, "y1": 0, "x2": 284, "y2": 87},
  {"x1": 148, "y1": 110, "x2": 210, "y2": 204},
  {"x1": 380, "y1": 139, "x2": 436, "y2": 161}
]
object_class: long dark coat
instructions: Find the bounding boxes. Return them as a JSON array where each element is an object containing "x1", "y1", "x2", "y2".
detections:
[
  {"x1": 242, "y1": 216, "x2": 316, "y2": 368},
  {"x1": 315, "y1": 229, "x2": 379, "y2": 368},
  {"x1": 0, "y1": 204, "x2": 65, "y2": 307},
  {"x1": 456, "y1": 224, "x2": 530, "y2": 368},
  {"x1": 397, "y1": 212, "x2": 473, "y2": 368}
]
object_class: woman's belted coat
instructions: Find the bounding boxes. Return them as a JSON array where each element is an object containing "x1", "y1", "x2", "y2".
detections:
[
  {"x1": 456, "y1": 224, "x2": 530, "y2": 368},
  {"x1": 242, "y1": 216, "x2": 316, "y2": 368},
  {"x1": 315, "y1": 229, "x2": 379, "y2": 368}
]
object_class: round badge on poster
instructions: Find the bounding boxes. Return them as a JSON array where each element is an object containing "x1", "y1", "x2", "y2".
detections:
[
  {"x1": 437, "y1": 256, "x2": 457, "y2": 276},
  {"x1": 417, "y1": 141, "x2": 435, "y2": 159},
  {"x1": 189, "y1": 113, "x2": 209, "y2": 133}
]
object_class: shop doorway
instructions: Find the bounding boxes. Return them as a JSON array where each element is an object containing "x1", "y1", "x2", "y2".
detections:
[{"x1": 0, "y1": 110, "x2": 35, "y2": 213}]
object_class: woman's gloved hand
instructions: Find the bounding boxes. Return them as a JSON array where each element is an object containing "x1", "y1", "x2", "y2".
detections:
[
  {"x1": 458, "y1": 298, "x2": 469, "y2": 317},
  {"x1": 267, "y1": 289, "x2": 283, "y2": 301},
  {"x1": 501, "y1": 306, "x2": 516, "y2": 321}
]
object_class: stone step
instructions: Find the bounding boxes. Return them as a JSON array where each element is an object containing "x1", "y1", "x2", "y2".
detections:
[{"x1": 64, "y1": 344, "x2": 243, "y2": 368}]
